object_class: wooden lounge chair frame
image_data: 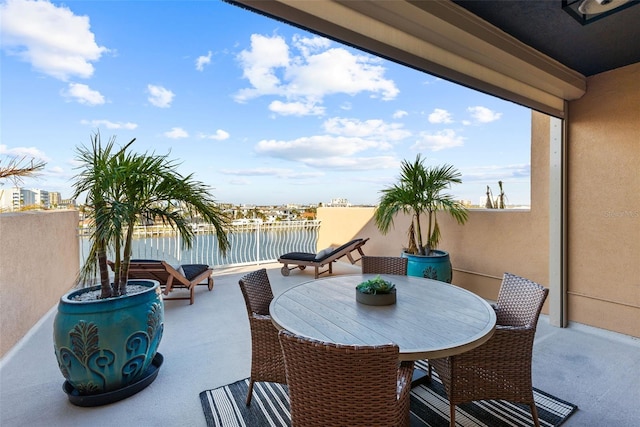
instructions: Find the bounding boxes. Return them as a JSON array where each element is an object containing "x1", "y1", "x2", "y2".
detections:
[
  {"x1": 108, "y1": 259, "x2": 213, "y2": 305},
  {"x1": 277, "y1": 238, "x2": 369, "y2": 279}
]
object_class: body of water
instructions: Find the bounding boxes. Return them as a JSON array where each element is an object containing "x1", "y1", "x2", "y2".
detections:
[{"x1": 79, "y1": 221, "x2": 320, "y2": 269}]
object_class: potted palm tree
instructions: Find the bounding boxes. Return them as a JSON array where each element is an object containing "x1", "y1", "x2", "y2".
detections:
[
  {"x1": 374, "y1": 154, "x2": 468, "y2": 282},
  {"x1": 53, "y1": 132, "x2": 231, "y2": 406}
]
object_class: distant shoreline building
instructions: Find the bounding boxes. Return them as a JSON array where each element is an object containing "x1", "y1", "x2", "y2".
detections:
[
  {"x1": 327, "y1": 198, "x2": 351, "y2": 207},
  {"x1": 0, "y1": 187, "x2": 74, "y2": 211}
]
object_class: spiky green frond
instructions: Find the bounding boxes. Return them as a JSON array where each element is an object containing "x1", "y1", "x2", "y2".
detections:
[
  {"x1": 73, "y1": 132, "x2": 230, "y2": 296},
  {"x1": 374, "y1": 154, "x2": 468, "y2": 255}
]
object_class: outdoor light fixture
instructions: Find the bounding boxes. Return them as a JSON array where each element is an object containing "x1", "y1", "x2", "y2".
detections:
[{"x1": 562, "y1": 0, "x2": 640, "y2": 24}]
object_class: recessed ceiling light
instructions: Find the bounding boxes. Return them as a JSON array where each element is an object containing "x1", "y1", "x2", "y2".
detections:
[{"x1": 563, "y1": 0, "x2": 639, "y2": 24}]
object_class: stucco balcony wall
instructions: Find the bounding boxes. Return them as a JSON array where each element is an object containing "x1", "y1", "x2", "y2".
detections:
[
  {"x1": 317, "y1": 207, "x2": 547, "y2": 303},
  {"x1": 0, "y1": 210, "x2": 79, "y2": 358}
]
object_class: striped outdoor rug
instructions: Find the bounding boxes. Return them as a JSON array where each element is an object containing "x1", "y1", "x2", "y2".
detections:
[{"x1": 200, "y1": 361, "x2": 577, "y2": 427}]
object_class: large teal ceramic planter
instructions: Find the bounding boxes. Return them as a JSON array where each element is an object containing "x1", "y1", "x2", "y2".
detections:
[
  {"x1": 402, "y1": 250, "x2": 452, "y2": 283},
  {"x1": 53, "y1": 280, "x2": 164, "y2": 397}
]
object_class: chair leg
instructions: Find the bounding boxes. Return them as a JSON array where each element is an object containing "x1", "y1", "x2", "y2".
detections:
[
  {"x1": 189, "y1": 287, "x2": 195, "y2": 305},
  {"x1": 530, "y1": 402, "x2": 541, "y2": 427},
  {"x1": 450, "y1": 403, "x2": 456, "y2": 427},
  {"x1": 246, "y1": 379, "x2": 255, "y2": 405}
]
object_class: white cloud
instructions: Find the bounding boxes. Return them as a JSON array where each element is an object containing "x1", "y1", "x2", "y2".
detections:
[
  {"x1": 252, "y1": 115, "x2": 410, "y2": 171},
  {"x1": 228, "y1": 177, "x2": 251, "y2": 185},
  {"x1": 428, "y1": 108, "x2": 453, "y2": 124},
  {"x1": 256, "y1": 135, "x2": 380, "y2": 160},
  {"x1": 0, "y1": 144, "x2": 50, "y2": 162},
  {"x1": 235, "y1": 34, "x2": 398, "y2": 115},
  {"x1": 462, "y1": 164, "x2": 531, "y2": 182},
  {"x1": 235, "y1": 34, "x2": 289, "y2": 102},
  {"x1": 221, "y1": 167, "x2": 324, "y2": 179},
  {"x1": 199, "y1": 130, "x2": 230, "y2": 141},
  {"x1": 164, "y1": 127, "x2": 188, "y2": 139},
  {"x1": 288, "y1": 47, "x2": 398, "y2": 100},
  {"x1": 412, "y1": 129, "x2": 465, "y2": 151},
  {"x1": 467, "y1": 106, "x2": 502, "y2": 123},
  {"x1": 422, "y1": 77, "x2": 442, "y2": 85},
  {"x1": 195, "y1": 51, "x2": 212, "y2": 71},
  {"x1": 62, "y1": 83, "x2": 105, "y2": 105},
  {"x1": 147, "y1": 84, "x2": 174, "y2": 108},
  {"x1": 80, "y1": 119, "x2": 137, "y2": 130},
  {"x1": 0, "y1": 0, "x2": 107, "y2": 81},
  {"x1": 392, "y1": 110, "x2": 408, "y2": 119},
  {"x1": 292, "y1": 34, "x2": 331, "y2": 57},
  {"x1": 269, "y1": 100, "x2": 325, "y2": 116},
  {"x1": 48, "y1": 166, "x2": 65, "y2": 175},
  {"x1": 302, "y1": 155, "x2": 398, "y2": 170},
  {"x1": 323, "y1": 117, "x2": 410, "y2": 142}
]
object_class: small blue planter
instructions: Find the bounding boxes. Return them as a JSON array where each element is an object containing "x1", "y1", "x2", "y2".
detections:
[
  {"x1": 402, "y1": 250, "x2": 452, "y2": 283},
  {"x1": 53, "y1": 280, "x2": 164, "y2": 398}
]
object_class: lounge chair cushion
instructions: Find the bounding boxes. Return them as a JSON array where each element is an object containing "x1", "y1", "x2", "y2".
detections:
[
  {"x1": 316, "y1": 239, "x2": 363, "y2": 261},
  {"x1": 316, "y1": 247, "x2": 334, "y2": 259},
  {"x1": 181, "y1": 264, "x2": 210, "y2": 281},
  {"x1": 280, "y1": 252, "x2": 316, "y2": 262},
  {"x1": 280, "y1": 239, "x2": 365, "y2": 262}
]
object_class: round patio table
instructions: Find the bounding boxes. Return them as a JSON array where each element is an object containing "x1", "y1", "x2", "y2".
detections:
[{"x1": 269, "y1": 274, "x2": 496, "y2": 361}]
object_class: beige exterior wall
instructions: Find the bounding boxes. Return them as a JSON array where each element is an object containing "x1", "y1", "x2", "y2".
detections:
[
  {"x1": 317, "y1": 207, "x2": 549, "y2": 307},
  {"x1": 0, "y1": 210, "x2": 79, "y2": 358},
  {"x1": 566, "y1": 63, "x2": 640, "y2": 337}
]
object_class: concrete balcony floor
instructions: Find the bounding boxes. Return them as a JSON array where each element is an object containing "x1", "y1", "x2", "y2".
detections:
[{"x1": 1, "y1": 262, "x2": 639, "y2": 426}]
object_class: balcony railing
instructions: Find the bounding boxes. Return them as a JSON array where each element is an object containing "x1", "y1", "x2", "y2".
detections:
[{"x1": 79, "y1": 220, "x2": 320, "y2": 268}]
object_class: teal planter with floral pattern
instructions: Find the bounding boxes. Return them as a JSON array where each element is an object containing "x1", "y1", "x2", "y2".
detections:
[
  {"x1": 53, "y1": 280, "x2": 164, "y2": 397},
  {"x1": 402, "y1": 250, "x2": 452, "y2": 283}
]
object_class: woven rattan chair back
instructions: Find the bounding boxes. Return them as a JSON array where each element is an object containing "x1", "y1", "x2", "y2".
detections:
[
  {"x1": 494, "y1": 272, "x2": 548, "y2": 328},
  {"x1": 239, "y1": 268, "x2": 274, "y2": 316},
  {"x1": 361, "y1": 256, "x2": 408, "y2": 275},
  {"x1": 278, "y1": 330, "x2": 413, "y2": 427},
  {"x1": 238, "y1": 269, "x2": 286, "y2": 405},
  {"x1": 429, "y1": 272, "x2": 549, "y2": 427}
]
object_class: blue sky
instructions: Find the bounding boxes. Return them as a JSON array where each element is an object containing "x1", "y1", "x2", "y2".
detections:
[{"x1": 0, "y1": 0, "x2": 532, "y2": 207}]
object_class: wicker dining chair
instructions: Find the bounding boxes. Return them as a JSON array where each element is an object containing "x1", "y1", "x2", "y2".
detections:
[
  {"x1": 429, "y1": 272, "x2": 549, "y2": 427},
  {"x1": 278, "y1": 329, "x2": 414, "y2": 427},
  {"x1": 238, "y1": 268, "x2": 287, "y2": 405},
  {"x1": 361, "y1": 256, "x2": 408, "y2": 275}
]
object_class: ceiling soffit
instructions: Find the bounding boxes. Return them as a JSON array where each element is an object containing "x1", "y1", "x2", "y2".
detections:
[{"x1": 228, "y1": 0, "x2": 588, "y2": 118}]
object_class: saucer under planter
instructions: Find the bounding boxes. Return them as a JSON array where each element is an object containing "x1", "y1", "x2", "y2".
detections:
[
  {"x1": 356, "y1": 288, "x2": 396, "y2": 306},
  {"x1": 63, "y1": 352, "x2": 163, "y2": 407},
  {"x1": 53, "y1": 280, "x2": 164, "y2": 402},
  {"x1": 402, "y1": 250, "x2": 452, "y2": 283}
]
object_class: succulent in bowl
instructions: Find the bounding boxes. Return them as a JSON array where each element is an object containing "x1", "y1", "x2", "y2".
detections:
[{"x1": 356, "y1": 275, "x2": 396, "y2": 294}]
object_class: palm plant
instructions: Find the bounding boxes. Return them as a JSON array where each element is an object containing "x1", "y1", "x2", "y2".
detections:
[
  {"x1": 73, "y1": 132, "x2": 231, "y2": 298},
  {"x1": 375, "y1": 154, "x2": 468, "y2": 256}
]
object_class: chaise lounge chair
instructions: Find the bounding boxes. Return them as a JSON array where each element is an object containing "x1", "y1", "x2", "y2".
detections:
[
  {"x1": 277, "y1": 238, "x2": 369, "y2": 279},
  {"x1": 108, "y1": 259, "x2": 213, "y2": 305}
]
